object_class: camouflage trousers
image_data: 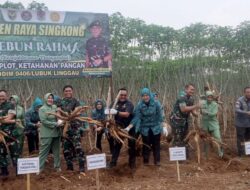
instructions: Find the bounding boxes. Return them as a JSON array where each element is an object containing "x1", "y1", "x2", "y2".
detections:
[
  {"x1": 63, "y1": 133, "x2": 85, "y2": 172},
  {"x1": 0, "y1": 138, "x2": 19, "y2": 167},
  {"x1": 170, "y1": 119, "x2": 189, "y2": 147}
]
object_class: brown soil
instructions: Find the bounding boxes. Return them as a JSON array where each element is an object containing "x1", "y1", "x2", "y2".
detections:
[{"x1": 1, "y1": 135, "x2": 250, "y2": 190}]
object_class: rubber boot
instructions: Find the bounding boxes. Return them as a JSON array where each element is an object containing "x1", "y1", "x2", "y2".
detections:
[
  {"x1": 1, "y1": 167, "x2": 9, "y2": 176},
  {"x1": 66, "y1": 164, "x2": 74, "y2": 171},
  {"x1": 0, "y1": 167, "x2": 4, "y2": 176},
  {"x1": 79, "y1": 163, "x2": 85, "y2": 173}
]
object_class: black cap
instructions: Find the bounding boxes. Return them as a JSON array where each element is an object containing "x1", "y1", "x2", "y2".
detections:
[{"x1": 89, "y1": 20, "x2": 102, "y2": 28}]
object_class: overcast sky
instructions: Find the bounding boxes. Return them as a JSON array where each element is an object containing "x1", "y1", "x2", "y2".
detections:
[{"x1": 1, "y1": 0, "x2": 250, "y2": 29}]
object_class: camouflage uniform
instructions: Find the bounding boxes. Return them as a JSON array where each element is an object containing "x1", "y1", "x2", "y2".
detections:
[
  {"x1": 86, "y1": 20, "x2": 111, "y2": 68},
  {"x1": 86, "y1": 37, "x2": 111, "y2": 68},
  {"x1": 10, "y1": 95, "x2": 25, "y2": 157},
  {"x1": 170, "y1": 94, "x2": 194, "y2": 147},
  {"x1": 0, "y1": 101, "x2": 18, "y2": 174},
  {"x1": 60, "y1": 98, "x2": 85, "y2": 172}
]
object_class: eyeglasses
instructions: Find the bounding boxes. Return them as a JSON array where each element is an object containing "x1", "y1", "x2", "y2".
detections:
[{"x1": 120, "y1": 94, "x2": 127, "y2": 97}]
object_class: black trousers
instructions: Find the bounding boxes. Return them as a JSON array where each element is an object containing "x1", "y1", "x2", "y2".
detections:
[
  {"x1": 26, "y1": 133, "x2": 39, "y2": 153},
  {"x1": 142, "y1": 129, "x2": 161, "y2": 164},
  {"x1": 96, "y1": 131, "x2": 104, "y2": 152},
  {"x1": 109, "y1": 127, "x2": 137, "y2": 167},
  {"x1": 236, "y1": 127, "x2": 250, "y2": 156}
]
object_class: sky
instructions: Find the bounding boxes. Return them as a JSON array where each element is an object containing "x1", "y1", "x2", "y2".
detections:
[{"x1": 1, "y1": 0, "x2": 250, "y2": 29}]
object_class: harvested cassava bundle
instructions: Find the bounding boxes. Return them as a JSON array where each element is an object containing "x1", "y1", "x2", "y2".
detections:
[
  {"x1": 15, "y1": 119, "x2": 25, "y2": 129},
  {"x1": 0, "y1": 130, "x2": 19, "y2": 155},
  {"x1": 184, "y1": 128, "x2": 227, "y2": 163},
  {"x1": 0, "y1": 130, "x2": 18, "y2": 143},
  {"x1": 75, "y1": 117, "x2": 103, "y2": 126},
  {"x1": 0, "y1": 116, "x2": 8, "y2": 122},
  {"x1": 0, "y1": 133, "x2": 9, "y2": 155},
  {"x1": 136, "y1": 135, "x2": 151, "y2": 151},
  {"x1": 47, "y1": 106, "x2": 100, "y2": 138},
  {"x1": 136, "y1": 135, "x2": 142, "y2": 151},
  {"x1": 101, "y1": 119, "x2": 136, "y2": 146},
  {"x1": 0, "y1": 133, "x2": 7, "y2": 145},
  {"x1": 67, "y1": 106, "x2": 92, "y2": 120}
]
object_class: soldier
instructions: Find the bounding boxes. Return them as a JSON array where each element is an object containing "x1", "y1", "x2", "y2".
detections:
[
  {"x1": 25, "y1": 97, "x2": 43, "y2": 154},
  {"x1": 201, "y1": 91, "x2": 223, "y2": 158},
  {"x1": 85, "y1": 20, "x2": 112, "y2": 68},
  {"x1": 10, "y1": 95, "x2": 25, "y2": 157},
  {"x1": 107, "y1": 88, "x2": 135, "y2": 169},
  {"x1": 0, "y1": 90, "x2": 18, "y2": 176},
  {"x1": 131, "y1": 88, "x2": 163, "y2": 166},
  {"x1": 235, "y1": 86, "x2": 250, "y2": 157},
  {"x1": 58, "y1": 85, "x2": 85, "y2": 174},
  {"x1": 170, "y1": 84, "x2": 200, "y2": 156}
]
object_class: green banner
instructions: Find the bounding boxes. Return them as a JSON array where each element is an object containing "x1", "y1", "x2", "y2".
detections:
[{"x1": 0, "y1": 9, "x2": 112, "y2": 79}]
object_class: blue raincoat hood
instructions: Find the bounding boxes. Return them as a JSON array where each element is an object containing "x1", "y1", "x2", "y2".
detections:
[
  {"x1": 32, "y1": 97, "x2": 43, "y2": 110},
  {"x1": 140, "y1": 88, "x2": 154, "y2": 103}
]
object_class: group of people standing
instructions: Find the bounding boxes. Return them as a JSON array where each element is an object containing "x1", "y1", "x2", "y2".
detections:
[{"x1": 0, "y1": 83, "x2": 250, "y2": 177}]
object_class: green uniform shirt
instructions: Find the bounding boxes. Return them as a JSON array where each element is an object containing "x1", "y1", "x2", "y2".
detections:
[
  {"x1": 201, "y1": 100, "x2": 219, "y2": 131},
  {"x1": 39, "y1": 94, "x2": 60, "y2": 138}
]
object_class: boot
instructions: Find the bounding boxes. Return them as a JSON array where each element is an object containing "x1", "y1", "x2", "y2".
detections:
[
  {"x1": 79, "y1": 166, "x2": 85, "y2": 173},
  {"x1": 1, "y1": 167, "x2": 9, "y2": 176},
  {"x1": 66, "y1": 164, "x2": 74, "y2": 171},
  {"x1": 106, "y1": 162, "x2": 116, "y2": 169},
  {"x1": 0, "y1": 167, "x2": 4, "y2": 176},
  {"x1": 79, "y1": 162, "x2": 85, "y2": 173}
]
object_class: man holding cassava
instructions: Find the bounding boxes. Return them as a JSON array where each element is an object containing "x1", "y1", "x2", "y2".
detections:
[
  {"x1": 58, "y1": 85, "x2": 85, "y2": 174},
  {"x1": 170, "y1": 84, "x2": 201, "y2": 156},
  {"x1": 106, "y1": 88, "x2": 135, "y2": 169}
]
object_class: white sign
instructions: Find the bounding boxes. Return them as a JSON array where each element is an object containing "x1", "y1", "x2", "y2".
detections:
[
  {"x1": 245, "y1": 142, "x2": 250, "y2": 155},
  {"x1": 17, "y1": 157, "x2": 39, "y2": 175},
  {"x1": 169, "y1": 147, "x2": 186, "y2": 161},
  {"x1": 86, "y1": 153, "x2": 106, "y2": 170}
]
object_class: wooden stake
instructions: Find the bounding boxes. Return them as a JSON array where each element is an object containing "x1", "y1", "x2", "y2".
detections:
[
  {"x1": 100, "y1": 78, "x2": 105, "y2": 98},
  {"x1": 95, "y1": 169, "x2": 100, "y2": 190},
  {"x1": 176, "y1": 161, "x2": 181, "y2": 182},
  {"x1": 111, "y1": 90, "x2": 122, "y2": 109},
  {"x1": 27, "y1": 173, "x2": 30, "y2": 190}
]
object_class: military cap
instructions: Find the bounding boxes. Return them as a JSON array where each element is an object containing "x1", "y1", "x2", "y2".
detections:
[{"x1": 89, "y1": 20, "x2": 102, "y2": 28}]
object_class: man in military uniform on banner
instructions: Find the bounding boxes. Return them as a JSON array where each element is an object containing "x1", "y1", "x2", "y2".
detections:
[{"x1": 85, "y1": 20, "x2": 112, "y2": 69}]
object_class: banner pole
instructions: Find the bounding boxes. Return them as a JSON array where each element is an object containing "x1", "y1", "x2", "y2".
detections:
[{"x1": 109, "y1": 73, "x2": 114, "y2": 102}]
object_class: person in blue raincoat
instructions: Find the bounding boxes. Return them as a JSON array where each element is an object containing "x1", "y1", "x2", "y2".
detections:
[
  {"x1": 91, "y1": 99, "x2": 106, "y2": 152},
  {"x1": 130, "y1": 88, "x2": 163, "y2": 166},
  {"x1": 25, "y1": 97, "x2": 43, "y2": 154}
]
